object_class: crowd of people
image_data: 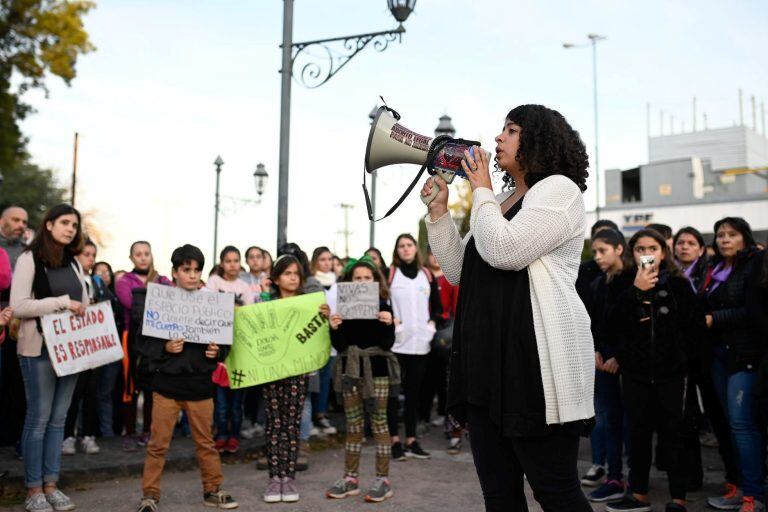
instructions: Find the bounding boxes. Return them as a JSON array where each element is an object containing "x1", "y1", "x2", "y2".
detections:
[
  {"x1": 0, "y1": 203, "x2": 460, "y2": 511},
  {"x1": 0, "y1": 198, "x2": 766, "y2": 512}
]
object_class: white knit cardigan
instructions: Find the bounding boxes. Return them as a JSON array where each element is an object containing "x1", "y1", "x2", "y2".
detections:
[{"x1": 425, "y1": 174, "x2": 595, "y2": 425}]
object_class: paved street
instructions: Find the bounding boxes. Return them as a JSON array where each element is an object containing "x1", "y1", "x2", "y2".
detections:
[{"x1": 1, "y1": 427, "x2": 732, "y2": 511}]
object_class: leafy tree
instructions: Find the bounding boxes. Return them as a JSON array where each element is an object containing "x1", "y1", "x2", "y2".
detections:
[{"x1": 0, "y1": 160, "x2": 65, "y2": 227}]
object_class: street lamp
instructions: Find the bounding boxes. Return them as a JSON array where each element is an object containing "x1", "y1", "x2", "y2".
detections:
[
  {"x1": 253, "y1": 163, "x2": 268, "y2": 201},
  {"x1": 213, "y1": 155, "x2": 224, "y2": 259},
  {"x1": 563, "y1": 33, "x2": 606, "y2": 219},
  {"x1": 276, "y1": 0, "x2": 417, "y2": 249},
  {"x1": 434, "y1": 114, "x2": 456, "y2": 138}
]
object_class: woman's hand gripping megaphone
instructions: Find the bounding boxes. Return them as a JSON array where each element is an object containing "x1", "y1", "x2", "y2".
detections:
[{"x1": 421, "y1": 172, "x2": 450, "y2": 217}]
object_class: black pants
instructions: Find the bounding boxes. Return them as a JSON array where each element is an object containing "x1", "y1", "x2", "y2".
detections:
[
  {"x1": 419, "y1": 350, "x2": 448, "y2": 422},
  {"x1": 388, "y1": 353, "x2": 428, "y2": 439},
  {"x1": 622, "y1": 376, "x2": 687, "y2": 500},
  {"x1": 467, "y1": 405, "x2": 593, "y2": 512},
  {"x1": 65, "y1": 368, "x2": 100, "y2": 438}
]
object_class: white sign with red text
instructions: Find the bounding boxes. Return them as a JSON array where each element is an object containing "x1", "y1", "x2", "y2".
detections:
[{"x1": 41, "y1": 301, "x2": 123, "y2": 377}]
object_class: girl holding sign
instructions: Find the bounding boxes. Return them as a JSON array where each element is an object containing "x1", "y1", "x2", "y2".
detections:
[
  {"x1": 261, "y1": 254, "x2": 330, "y2": 504},
  {"x1": 11, "y1": 204, "x2": 88, "y2": 512},
  {"x1": 326, "y1": 256, "x2": 398, "y2": 503}
]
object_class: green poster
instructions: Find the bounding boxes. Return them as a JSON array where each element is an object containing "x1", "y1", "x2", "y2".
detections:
[{"x1": 225, "y1": 292, "x2": 330, "y2": 389}]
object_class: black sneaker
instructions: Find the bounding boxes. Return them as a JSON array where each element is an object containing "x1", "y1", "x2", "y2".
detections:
[
  {"x1": 664, "y1": 502, "x2": 687, "y2": 512},
  {"x1": 580, "y1": 464, "x2": 606, "y2": 487},
  {"x1": 605, "y1": 495, "x2": 652, "y2": 512},
  {"x1": 391, "y1": 442, "x2": 406, "y2": 461},
  {"x1": 404, "y1": 441, "x2": 431, "y2": 459}
]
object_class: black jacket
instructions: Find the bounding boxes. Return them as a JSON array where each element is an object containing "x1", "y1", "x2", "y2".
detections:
[
  {"x1": 588, "y1": 272, "x2": 633, "y2": 360},
  {"x1": 702, "y1": 249, "x2": 764, "y2": 374},
  {"x1": 609, "y1": 271, "x2": 702, "y2": 382}
]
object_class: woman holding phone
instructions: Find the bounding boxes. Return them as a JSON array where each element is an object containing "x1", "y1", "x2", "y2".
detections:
[{"x1": 423, "y1": 104, "x2": 594, "y2": 511}]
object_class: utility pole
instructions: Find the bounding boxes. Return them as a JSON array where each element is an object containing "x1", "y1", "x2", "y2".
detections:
[
  {"x1": 213, "y1": 156, "x2": 224, "y2": 261},
  {"x1": 71, "y1": 132, "x2": 79, "y2": 207},
  {"x1": 338, "y1": 203, "x2": 354, "y2": 258}
]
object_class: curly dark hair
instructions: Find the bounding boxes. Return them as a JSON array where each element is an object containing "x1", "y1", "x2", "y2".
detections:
[{"x1": 505, "y1": 104, "x2": 589, "y2": 192}]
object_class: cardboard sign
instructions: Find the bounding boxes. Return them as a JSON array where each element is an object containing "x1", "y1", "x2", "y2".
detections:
[
  {"x1": 142, "y1": 283, "x2": 235, "y2": 345},
  {"x1": 336, "y1": 282, "x2": 379, "y2": 320},
  {"x1": 41, "y1": 301, "x2": 123, "y2": 377},
  {"x1": 225, "y1": 292, "x2": 330, "y2": 389}
]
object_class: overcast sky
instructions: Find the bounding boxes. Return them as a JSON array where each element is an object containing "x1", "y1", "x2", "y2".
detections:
[{"x1": 19, "y1": 0, "x2": 768, "y2": 275}]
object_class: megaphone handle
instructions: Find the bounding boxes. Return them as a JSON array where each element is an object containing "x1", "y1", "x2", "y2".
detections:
[{"x1": 420, "y1": 170, "x2": 455, "y2": 206}]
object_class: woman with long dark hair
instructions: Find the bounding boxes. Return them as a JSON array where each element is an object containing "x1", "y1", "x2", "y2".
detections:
[
  {"x1": 423, "y1": 104, "x2": 594, "y2": 511},
  {"x1": 11, "y1": 204, "x2": 88, "y2": 512},
  {"x1": 673, "y1": 227, "x2": 708, "y2": 291},
  {"x1": 702, "y1": 217, "x2": 765, "y2": 511}
]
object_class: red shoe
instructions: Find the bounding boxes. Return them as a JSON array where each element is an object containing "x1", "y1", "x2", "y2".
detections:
[
  {"x1": 225, "y1": 437, "x2": 240, "y2": 454},
  {"x1": 214, "y1": 438, "x2": 227, "y2": 452}
]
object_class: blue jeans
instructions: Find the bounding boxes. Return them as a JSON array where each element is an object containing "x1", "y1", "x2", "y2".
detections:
[
  {"x1": 97, "y1": 361, "x2": 121, "y2": 437},
  {"x1": 593, "y1": 370, "x2": 625, "y2": 481},
  {"x1": 214, "y1": 386, "x2": 244, "y2": 440},
  {"x1": 312, "y1": 356, "x2": 335, "y2": 416},
  {"x1": 19, "y1": 349, "x2": 78, "y2": 488},
  {"x1": 300, "y1": 398, "x2": 312, "y2": 442},
  {"x1": 712, "y1": 347, "x2": 765, "y2": 501}
]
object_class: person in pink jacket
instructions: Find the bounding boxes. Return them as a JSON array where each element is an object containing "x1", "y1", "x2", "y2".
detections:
[{"x1": 115, "y1": 241, "x2": 172, "y2": 452}]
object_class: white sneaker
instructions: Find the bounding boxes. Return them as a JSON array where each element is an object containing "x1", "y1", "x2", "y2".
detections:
[
  {"x1": 430, "y1": 415, "x2": 446, "y2": 427},
  {"x1": 61, "y1": 436, "x2": 76, "y2": 455},
  {"x1": 81, "y1": 435, "x2": 100, "y2": 454},
  {"x1": 317, "y1": 417, "x2": 337, "y2": 435},
  {"x1": 309, "y1": 426, "x2": 320, "y2": 437},
  {"x1": 241, "y1": 423, "x2": 265, "y2": 439}
]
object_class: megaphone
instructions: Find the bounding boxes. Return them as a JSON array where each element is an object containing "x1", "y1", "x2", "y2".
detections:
[{"x1": 363, "y1": 105, "x2": 490, "y2": 221}]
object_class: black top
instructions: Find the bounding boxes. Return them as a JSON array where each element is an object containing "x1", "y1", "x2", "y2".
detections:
[
  {"x1": 448, "y1": 199, "x2": 586, "y2": 437},
  {"x1": 47, "y1": 265, "x2": 82, "y2": 301},
  {"x1": 330, "y1": 299, "x2": 395, "y2": 376},
  {"x1": 588, "y1": 272, "x2": 634, "y2": 359}
]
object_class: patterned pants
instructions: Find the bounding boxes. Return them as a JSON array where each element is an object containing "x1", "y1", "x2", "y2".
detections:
[
  {"x1": 344, "y1": 376, "x2": 390, "y2": 478},
  {"x1": 263, "y1": 375, "x2": 307, "y2": 479}
]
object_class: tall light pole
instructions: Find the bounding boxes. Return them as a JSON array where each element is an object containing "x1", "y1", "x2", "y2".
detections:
[
  {"x1": 564, "y1": 33, "x2": 606, "y2": 219},
  {"x1": 368, "y1": 105, "x2": 378, "y2": 248},
  {"x1": 338, "y1": 203, "x2": 354, "y2": 257},
  {"x1": 213, "y1": 155, "x2": 224, "y2": 259},
  {"x1": 276, "y1": 0, "x2": 417, "y2": 249}
]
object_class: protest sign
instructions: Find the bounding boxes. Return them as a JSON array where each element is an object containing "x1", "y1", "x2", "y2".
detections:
[
  {"x1": 336, "y1": 282, "x2": 379, "y2": 320},
  {"x1": 142, "y1": 283, "x2": 235, "y2": 344},
  {"x1": 225, "y1": 292, "x2": 330, "y2": 389},
  {"x1": 41, "y1": 301, "x2": 123, "y2": 377}
]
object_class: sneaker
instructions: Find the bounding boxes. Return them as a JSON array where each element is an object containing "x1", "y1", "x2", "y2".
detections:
[
  {"x1": 240, "y1": 423, "x2": 265, "y2": 439},
  {"x1": 281, "y1": 477, "x2": 299, "y2": 502},
  {"x1": 741, "y1": 497, "x2": 767, "y2": 512},
  {"x1": 708, "y1": 483, "x2": 743, "y2": 510},
  {"x1": 136, "y1": 497, "x2": 158, "y2": 512},
  {"x1": 365, "y1": 477, "x2": 393, "y2": 503},
  {"x1": 214, "y1": 438, "x2": 228, "y2": 453},
  {"x1": 256, "y1": 455, "x2": 268, "y2": 470},
  {"x1": 44, "y1": 489, "x2": 75, "y2": 511},
  {"x1": 589, "y1": 480, "x2": 626, "y2": 502},
  {"x1": 431, "y1": 415, "x2": 445, "y2": 427},
  {"x1": 296, "y1": 440, "x2": 309, "y2": 471},
  {"x1": 82, "y1": 435, "x2": 100, "y2": 454},
  {"x1": 665, "y1": 503, "x2": 687, "y2": 512},
  {"x1": 580, "y1": 464, "x2": 606, "y2": 487},
  {"x1": 416, "y1": 421, "x2": 430, "y2": 437},
  {"x1": 326, "y1": 477, "x2": 360, "y2": 499},
  {"x1": 404, "y1": 441, "x2": 431, "y2": 459},
  {"x1": 61, "y1": 436, "x2": 76, "y2": 455},
  {"x1": 263, "y1": 476, "x2": 282, "y2": 503},
  {"x1": 224, "y1": 437, "x2": 239, "y2": 454},
  {"x1": 137, "y1": 432, "x2": 150, "y2": 447},
  {"x1": 700, "y1": 431, "x2": 720, "y2": 448},
  {"x1": 447, "y1": 437, "x2": 462, "y2": 454},
  {"x1": 122, "y1": 435, "x2": 138, "y2": 452},
  {"x1": 316, "y1": 417, "x2": 337, "y2": 435},
  {"x1": 605, "y1": 495, "x2": 652, "y2": 512},
  {"x1": 24, "y1": 493, "x2": 53, "y2": 512},
  {"x1": 309, "y1": 426, "x2": 320, "y2": 437},
  {"x1": 203, "y1": 489, "x2": 239, "y2": 509},
  {"x1": 391, "y1": 442, "x2": 406, "y2": 461}
]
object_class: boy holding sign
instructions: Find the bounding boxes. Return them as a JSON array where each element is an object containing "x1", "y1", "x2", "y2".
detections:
[{"x1": 136, "y1": 245, "x2": 238, "y2": 511}]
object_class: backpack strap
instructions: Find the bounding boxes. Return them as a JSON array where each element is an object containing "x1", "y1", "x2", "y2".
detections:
[
  {"x1": 388, "y1": 266, "x2": 396, "y2": 286},
  {"x1": 421, "y1": 267, "x2": 433, "y2": 283}
]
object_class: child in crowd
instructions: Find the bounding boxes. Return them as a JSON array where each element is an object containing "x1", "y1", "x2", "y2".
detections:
[
  {"x1": 207, "y1": 246, "x2": 254, "y2": 453},
  {"x1": 136, "y1": 244, "x2": 238, "y2": 512},
  {"x1": 261, "y1": 254, "x2": 329, "y2": 504},
  {"x1": 239, "y1": 246, "x2": 266, "y2": 302},
  {"x1": 605, "y1": 229, "x2": 701, "y2": 512},
  {"x1": 325, "y1": 256, "x2": 398, "y2": 503},
  {"x1": 584, "y1": 229, "x2": 632, "y2": 502}
]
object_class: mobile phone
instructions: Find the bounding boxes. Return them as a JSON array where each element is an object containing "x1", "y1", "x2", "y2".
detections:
[{"x1": 640, "y1": 255, "x2": 655, "y2": 269}]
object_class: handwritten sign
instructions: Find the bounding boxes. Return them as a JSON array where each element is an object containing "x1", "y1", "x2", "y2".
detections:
[
  {"x1": 336, "y1": 282, "x2": 379, "y2": 320},
  {"x1": 142, "y1": 283, "x2": 235, "y2": 345},
  {"x1": 41, "y1": 301, "x2": 123, "y2": 377},
  {"x1": 225, "y1": 292, "x2": 330, "y2": 388}
]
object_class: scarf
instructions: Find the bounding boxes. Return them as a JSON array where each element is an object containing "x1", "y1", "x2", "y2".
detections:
[
  {"x1": 399, "y1": 260, "x2": 419, "y2": 279},
  {"x1": 682, "y1": 258, "x2": 699, "y2": 291},
  {"x1": 132, "y1": 267, "x2": 150, "y2": 276},
  {"x1": 706, "y1": 262, "x2": 733, "y2": 296},
  {"x1": 314, "y1": 270, "x2": 336, "y2": 288}
]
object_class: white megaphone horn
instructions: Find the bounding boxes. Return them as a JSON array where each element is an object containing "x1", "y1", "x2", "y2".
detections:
[{"x1": 363, "y1": 104, "x2": 490, "y2": 222}]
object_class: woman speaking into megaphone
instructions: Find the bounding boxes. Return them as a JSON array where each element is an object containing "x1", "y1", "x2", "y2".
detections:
[{"x1": 422, "y1": 104, "x2": 594, "y2": 512}]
